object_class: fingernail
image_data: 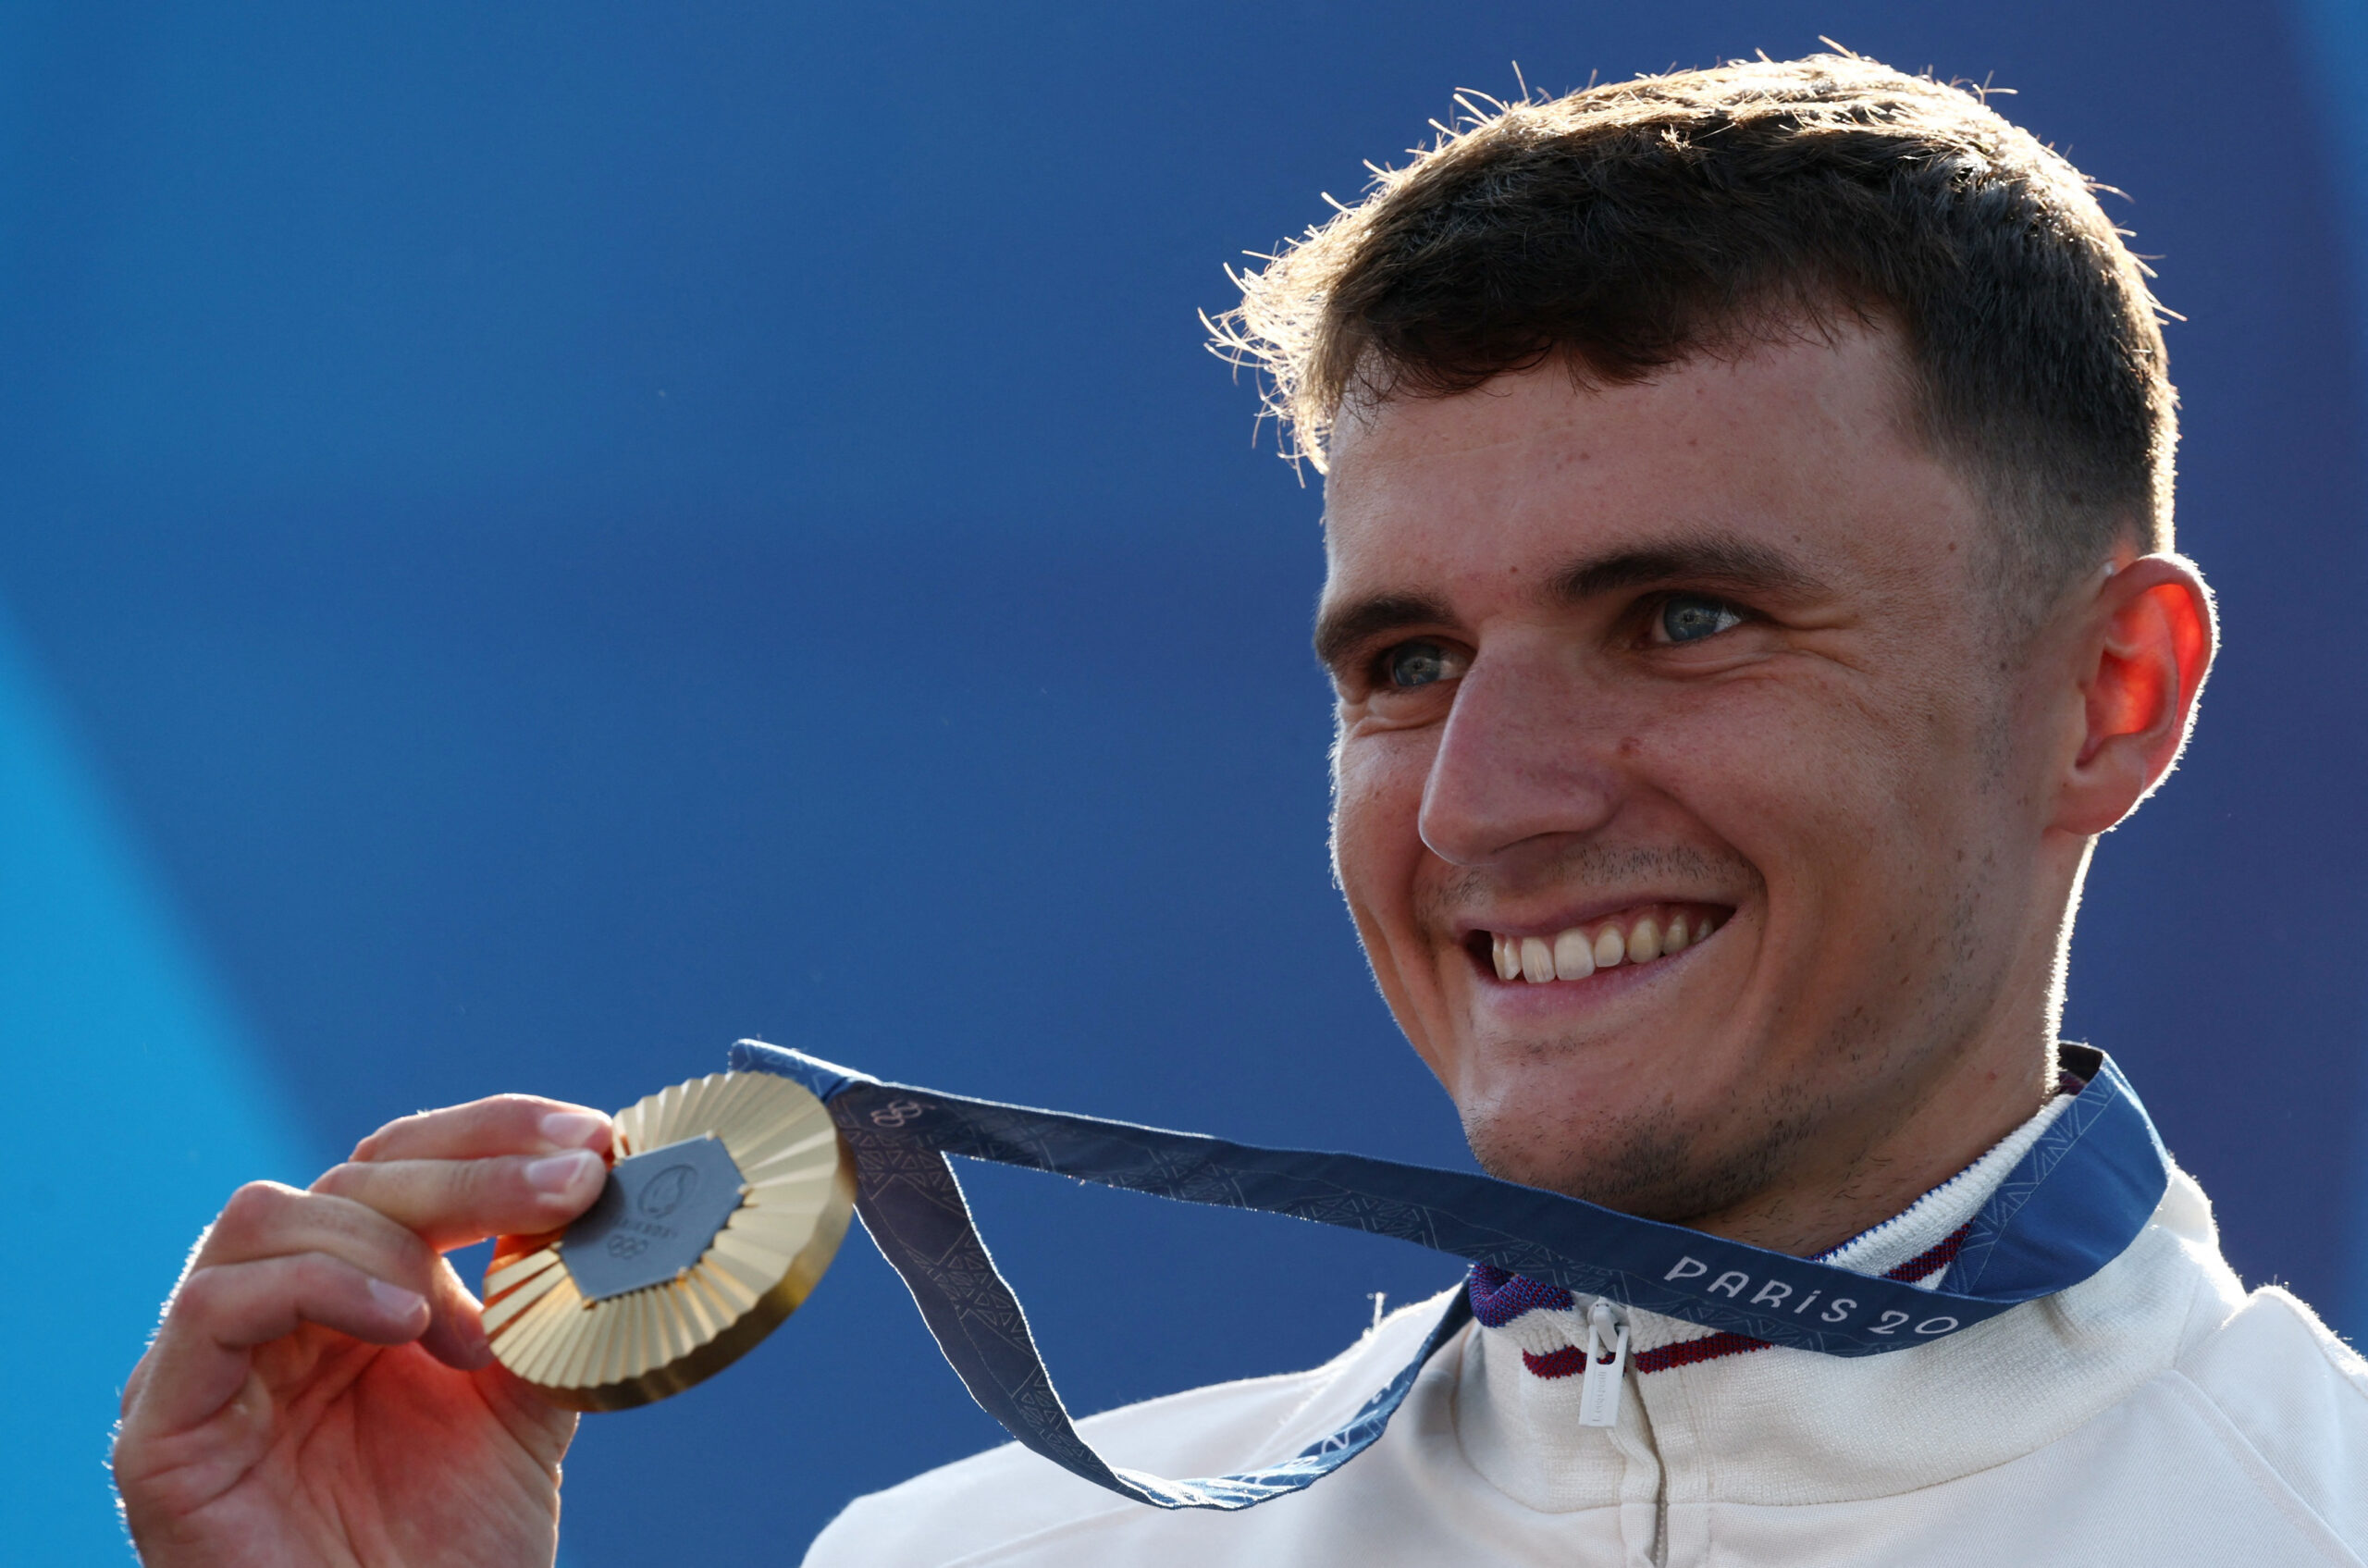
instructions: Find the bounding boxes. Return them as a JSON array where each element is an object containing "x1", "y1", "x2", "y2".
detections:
[
  {"x1": 525, "y1": 1149, "x2": 601, "y2": 1194},
  {"x1": 538, "y1": 1110, "x2": 607, "y2": 1149},
  {"x1": 369, "y1": 1278, "x2": 427, "y2": 1319}
]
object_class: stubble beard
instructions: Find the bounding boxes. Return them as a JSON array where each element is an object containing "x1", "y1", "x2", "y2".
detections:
[
  {"x1": 1460, "y1": 1047, "x2": 1841, "y2": 1227},
  {"x1": 1453, "y1": 872, "x2": 2020, "y2": 1233}
]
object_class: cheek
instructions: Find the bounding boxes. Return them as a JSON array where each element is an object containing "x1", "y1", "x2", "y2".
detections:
[
  {"x1": 1330, "y1": 729, "x2": 1435, "y2": 924},
  {"x1": 1331, "y1": 727, "x2": 1457, "y2": 1072},
  {"x1": 1661, "y1": 673, "x2": 1986, "y2": 916}
]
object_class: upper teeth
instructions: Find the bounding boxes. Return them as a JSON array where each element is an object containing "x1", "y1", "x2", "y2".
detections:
[{"x1": 1489, "y1": 907, "x2": 1720, "y2": 983}]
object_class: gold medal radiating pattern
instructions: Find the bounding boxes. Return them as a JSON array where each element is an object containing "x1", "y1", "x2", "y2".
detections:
[{"x1": 481, "y1": 1071, "x2": 856, "y2": 1411}]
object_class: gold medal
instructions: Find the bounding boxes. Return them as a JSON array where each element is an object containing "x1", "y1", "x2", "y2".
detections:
[{"x1": 480, "y1": 1070, "x2": 856, "y2": 1411}]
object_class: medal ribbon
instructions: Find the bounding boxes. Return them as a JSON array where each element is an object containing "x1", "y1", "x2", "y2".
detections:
[{"x1": 731, "y1": 1039, "x2": 2167, "y2": 1511}]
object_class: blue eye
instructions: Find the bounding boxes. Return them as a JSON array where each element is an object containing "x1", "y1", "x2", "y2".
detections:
[
  {"x1": 1384, "y1": 640, "x2": 1454, "y2": 688},
  {"x1": 1657, "y1": 595, "x2": 1744, "y2": 644}
]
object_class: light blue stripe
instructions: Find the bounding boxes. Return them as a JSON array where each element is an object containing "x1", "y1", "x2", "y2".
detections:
[
  {"x1": 0, "y1": 606, "x2": 314, "y2": 1562},
  {"x1": 2287, "y1": 0, "x2": 2368, "y2": 1347}
]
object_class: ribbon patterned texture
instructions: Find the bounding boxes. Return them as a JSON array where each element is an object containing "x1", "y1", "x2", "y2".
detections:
[{"x1": 730, "y1": 1039, "x2": 2168, "y2": 1511}]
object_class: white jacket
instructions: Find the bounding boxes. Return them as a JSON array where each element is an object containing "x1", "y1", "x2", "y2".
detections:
[{"x1": 806, "y1": 1121, "x2": 2368, "y2": 1567}]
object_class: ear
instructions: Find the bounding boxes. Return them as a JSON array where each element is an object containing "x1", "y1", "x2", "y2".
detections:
[{"x1": 2051, "y1": 553, "x2": 2216, "y2": 836}]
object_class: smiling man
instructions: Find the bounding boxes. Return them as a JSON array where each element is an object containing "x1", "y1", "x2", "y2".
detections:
[
  {"x1": 113, "y1": 52, "x2": 2364, "y2": 1568},
  {"x1": 796, "y1": 53, "x2": 2365, "y2": 1563}
]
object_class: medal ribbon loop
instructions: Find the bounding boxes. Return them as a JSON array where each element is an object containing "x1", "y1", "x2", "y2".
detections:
[{"x1": 731, "y1": 1039, "x2": 2167, "y2": 1511}]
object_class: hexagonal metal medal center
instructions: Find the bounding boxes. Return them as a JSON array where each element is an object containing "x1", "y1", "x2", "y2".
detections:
[{"x1": 560, "y1": 1135, "x2": 746, "y2": 1303}]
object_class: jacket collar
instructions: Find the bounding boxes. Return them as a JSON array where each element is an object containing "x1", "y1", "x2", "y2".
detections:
[{"x1": 1454, "y1": 1154, "x2": 2245, "y2": 1511}]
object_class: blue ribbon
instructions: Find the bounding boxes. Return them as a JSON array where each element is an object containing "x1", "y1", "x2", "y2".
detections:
[{"x1": 730, "y1": 1039, "x2": 2166, "y2": 1511}]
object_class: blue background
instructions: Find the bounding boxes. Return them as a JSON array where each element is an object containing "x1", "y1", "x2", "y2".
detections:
[{"x1": 6, "y1": 2, "x2": 2366, "y2": 1560}]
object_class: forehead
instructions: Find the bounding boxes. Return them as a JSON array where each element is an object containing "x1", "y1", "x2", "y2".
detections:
[{"x1": 1318, "y1": 328, "x2": 1985, "y2": 616}]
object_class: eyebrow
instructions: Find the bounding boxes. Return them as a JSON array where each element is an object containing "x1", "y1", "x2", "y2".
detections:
[
  {"x1": 1312, "y1": 591, "x2": 1453, "y2": 671},
  {"x1": 1312, "y1": 533, "x2": 1827, "y2": 671},
  {"x1": 1550, "y1": 535, "x2": 1827, "y2": 602}
]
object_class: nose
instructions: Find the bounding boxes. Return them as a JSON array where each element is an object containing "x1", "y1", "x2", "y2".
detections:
[{"x1": 1417, "y1": 640, "x2": 1622, "y2": 867}]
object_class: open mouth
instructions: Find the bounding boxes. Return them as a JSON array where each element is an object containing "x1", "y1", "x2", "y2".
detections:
[{"x1": 1464, "y1": 903, "x2": 1732, "y2": 984}]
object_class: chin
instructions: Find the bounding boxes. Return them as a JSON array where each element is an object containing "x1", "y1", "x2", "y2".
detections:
[{"x1": 1458, "y1": 1091, "x2": 1782, "y2": 1227}]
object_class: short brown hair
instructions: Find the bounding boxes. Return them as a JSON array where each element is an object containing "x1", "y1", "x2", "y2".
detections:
[{"x1": 1210, "y1": 53, "x2": 2177, "y2": 622}]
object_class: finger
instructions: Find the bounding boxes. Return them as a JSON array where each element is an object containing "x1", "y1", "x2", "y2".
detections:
[
  {"x1": 193, "y1": 1181, "x2": 438, "y2": 1285},
  {"x1": 191, "y1": 1182, "x2": 473, "y2": 1366},
  {"x1": 143, "y1": 1183, "x2": 499, "y2": 1389},
  {"x1": 417, "y1": 1252, "x2": 494, "y2": 1371},
  {"x1": 128, "y1": 1253, "x2": 430, "y2": 1438},
  {"x1": 352, "y1": 1094, "x2": 611, "y2": 1164},
  {"x1": 311, "y1": 1149, "x2": 609, "y2": 1251},
  {"x1": 127, "y1": 1182, "x2": 447, "y2": 1415}
]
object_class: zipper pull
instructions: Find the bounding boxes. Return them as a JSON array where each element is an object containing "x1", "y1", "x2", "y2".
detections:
[{"x1": 1577, "y1": 1299, "x2": 1629, "y2": 1428}]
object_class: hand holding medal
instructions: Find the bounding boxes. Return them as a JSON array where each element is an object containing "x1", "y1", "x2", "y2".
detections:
[{"x1": 482, "y1": 1071, "x2": 854, "y2": 1410}]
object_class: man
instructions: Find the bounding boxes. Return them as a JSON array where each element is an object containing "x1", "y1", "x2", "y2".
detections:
[{"x1": 114, "y1": 53, "x2": 2364, "y2": 1567}]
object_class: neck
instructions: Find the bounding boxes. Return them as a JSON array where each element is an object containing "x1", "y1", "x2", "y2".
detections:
[
  {"x1": 1684, "y1": 853, "x2": 2084, "y2": 1256},
  {"x1": 1687, "y1": 1031, "x2": 2062, "y2": 1257}
]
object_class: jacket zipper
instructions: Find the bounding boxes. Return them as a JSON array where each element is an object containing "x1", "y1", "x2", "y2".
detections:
[{"x1": 1577, "y1": 1298, "x2": 1631, "y2": 1427}]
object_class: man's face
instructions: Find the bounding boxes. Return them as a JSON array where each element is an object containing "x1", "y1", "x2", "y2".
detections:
[{"x1": 1319, "y1": 327, "x2": 2054, "y2": 1229}]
